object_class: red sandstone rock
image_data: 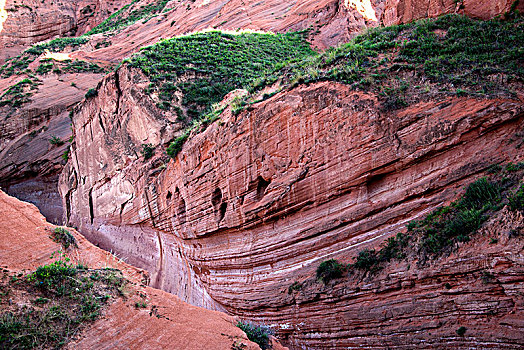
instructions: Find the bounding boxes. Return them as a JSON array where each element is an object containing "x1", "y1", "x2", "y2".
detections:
[
  {"x1": 59, "y1": 74, "x2": 524, "y2": 347},
  {"x1": 0, "y1": 0, "x2": 133, "y2": 63},
  {"x1": 0, "y1": 189, "x2": 260, "y2": 350},
  {"x1": 2, "y1": 0, "x2": 519, "y2": 222}
]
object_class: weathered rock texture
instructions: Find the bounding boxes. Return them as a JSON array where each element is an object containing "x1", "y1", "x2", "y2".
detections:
[
  {"x1": 60, "y1": 73, "x2": 524, "y2": 348},
  {"x1": 0, "y1": 71, "x2": 106, "y2": 223},
  {"x1": 79, "y1": 0, "x2": 524, "y2": 62},
  {"x1": 2, "y1": 0, "x2": 521, "y2": 221},
  {"x1": 0, "y1": 189, "x2": 261, "y2": 350},
  {"x1": 0, "y1": 0, "x2": 132, "y2": 63}
]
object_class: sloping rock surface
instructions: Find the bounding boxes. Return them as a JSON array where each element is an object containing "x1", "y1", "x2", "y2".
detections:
[
  {"x1": 60, "y1": 76, "x2": 524, "y2": 347},
  {"x1": 0, "y1": 189, "x2": 260, "y2": 350}
]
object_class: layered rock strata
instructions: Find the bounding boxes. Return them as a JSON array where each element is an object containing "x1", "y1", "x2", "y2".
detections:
[
  {"x1": 0, "y1": 0, "x2": 132, "y2": 63},
  {"x1": 0, "y1": 189, "x2": 261, "y2": 350},
  {"x1": 60, "y1": 75, "x2": 524, "y2": 347},
  {"x1": 2, "y1": 0, "x2": 521, "y2": 223}
]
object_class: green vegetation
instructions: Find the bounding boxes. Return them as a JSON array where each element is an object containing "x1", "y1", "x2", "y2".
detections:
[
  {"x1": 127, "y1": 30, "x2": 314, "y2": 158},
  {"x1": 87, "y1": 0, "x2": 170, "y2": 35},
  {"x1": 508, "y1": 184, "x2": 524, "y2": 211},
  {"x1": 130, "y1": 31, "x2": 314, "y2": 118},
  {"x1": 254, "y1": 15, "x2": 523, "y2": 108},
  {"x1": 456, "y1": 326, "x2": 467, "y2": 336},
  {"x1": 166, "y1": 132, "x2": 189, "y2": 158},
  {"x1": 505, "y1": 162, "x2": 524, "y2": 172},
  {"x1": 51, "y1": 228, "x2": 77, "y2": 249},
  {"x1": 0, "y1": 38, "x2": 89, "y2": 78},
  {"x1": 411, "y1": 177, "x2": 501, "y2": 254},
  {"x1": 62, "y1": 147, "x2": 70, "y2": 161},
  {"x1": 0, "y1": 254, "x2": 124, "y2": 349},
  {"x1": 288, "y1": 281, "x2": 303, "y2": 294},
  {"x1": 316, "y1": 164, "x2": 524, "y2": 282},
  {"x1": 0, "y1": 78, "x2": 40, "y2": 108},
  {"x1": 85, "y1": 88, "x2": 98, "y2": 99},
  {"x1": 35, "y1": 59, "x2": 104, "y2": 76},
  {"x1": 316, "y1": 259, "x2": 346, "y2": 284},
  {"x1": 134, "y1": 301, "x2": 147, "y2": 308},
  {"x1": 26, "y1": 38, "x2": 89, "y2": 56},
  {"x1": 236, "y1": 321, "x2": 272, "y2": 350},
  {"x1": 140, "y1": 144, "x2": 155, "y2": 160},
  {"x1": 49, "y1": 136, "x2": 65, "y2": 146}
]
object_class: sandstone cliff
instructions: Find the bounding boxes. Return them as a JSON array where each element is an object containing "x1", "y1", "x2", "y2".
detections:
[
  {"x1": 0, "y1": 189, "x2": 261, "y2": 350},
  {"x1": 0, "y1": 0, "x2": 133, "y2": 63},
  {"x1": 1, "y1": 1, "x2": 523, "y2": 348},
  {"x1": 1, "y1": 0, "x2": 520, "y2": 224},
  {"x1": 59, "y1": 71, "x2": 524, "y2": 347}
]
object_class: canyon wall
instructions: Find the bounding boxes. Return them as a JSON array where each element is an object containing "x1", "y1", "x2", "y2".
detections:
[
  {"x1": 60, "y1": 68, "x2": 524, "y2": 347},
  {"x1": 0, "y1": 0, "x2": 132, "y2": 63},
  {"x1": 2, "y1": 0, "x2": 520, "y2": 224}
]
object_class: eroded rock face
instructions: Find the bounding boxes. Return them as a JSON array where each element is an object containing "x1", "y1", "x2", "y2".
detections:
[
  {"x1": 60, "y1": 74, "x2": 524, "y2": 347},
  {"x1": 0, "y1": 71, "x2": 106, "y2": 224},
  {"x1": 0, "y1": 0, "x2": 132, "y2": 63},
  {"x1": 75, "y1": 0, "x2": 524, "y2": 62},
  {"x1": 0, "y1": 189, "x2": 261, "y2": 350},
  {"x1": 2, "y1": 0, "x2": 520, "y2": 222},
  {"x1": 381, "y1": 0, "x2": 523, "y2": 25}
]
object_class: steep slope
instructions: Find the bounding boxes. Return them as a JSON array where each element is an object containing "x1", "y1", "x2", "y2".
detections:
[
  {"x1": 59, "y1": 16, "x2": 524, "y2": 348},
  {"x1": 0, "y1": 0, "x2": 133, "y2": 63},
  {"x1": 0, "y1": 189, "x2": 260, "y2": 350},
  {"x1": 1, "y1": 0, "x2": 521, "y2": 224},
  {"x1": 0, "y1": 38, "x2": 109, "y2": 223}
]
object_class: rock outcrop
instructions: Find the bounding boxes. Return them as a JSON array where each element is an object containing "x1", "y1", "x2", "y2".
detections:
[
  {"x1": 0, "y1": 71, "x2": 106, "y2": 223},
  {"x1": 2, "y1": 0, "x2": 521, "y2": 223},
  {"x1": 0, "y1": 189, "x2": 261, "y2": 350},
  {"x1": 0, "y1": 0, "x2": 133, "y2": 63},
  {"x1": 60, "y1": 72, "x2": 524, "y2": 347}
]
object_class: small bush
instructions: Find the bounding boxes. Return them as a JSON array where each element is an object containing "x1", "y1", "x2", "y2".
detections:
[
  {"x1": 51, "y1": 227, "x2": 77, "y2": 249},
  {"x1": 141, "y1": 144, "x2": 155, "y2": 160},
  {"x1": 288, "y1": 282, "x2": 302, "y2": 294},
  {"x1": 166, "y1": 133, "x2": 189, "y2": 158},
  {"x1": 236, "y1": 321, "x2": 272, "y2": 350},
  {"x1": 31, "y1": 259, "x2": 77, "y2": 291},
  {"x1": 49, "y1": 136, "x2": 64, "y2": 146},
  {"x1": 353, "y1": 249, "x2": 379, "y2": 270},
  {"x1": 508, "y1": 184, "x2": 524, "y2": 211},
  {"x1": 505, "y1": 162, "x2": 524, "y2": 172},
  {"x1": 135, "y1": 301, "x2": 147, "y2": 308},
  {"x1": 85, "y1": 88, "x2": 98, "y2": 99},
  {"x1": 62, "y1": 147, "x2": 70, "y2": 161},
  {"x1": 456, "y1": 326, "x2": 467, "y2": 336},
  {"x1": 459, "y1": 177, "x2": 500, "y2": 210},
  {"x1": 316, "y1": 259, "x2": 346, "y2": 283}
]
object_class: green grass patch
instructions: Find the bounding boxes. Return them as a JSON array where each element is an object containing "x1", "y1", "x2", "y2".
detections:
[
  {"x1": 0, "y1": 38, "x2": 89, "y2": 78},
  {"x1": 236, "y1": 321, "x2": 272, "y2": 350},
  {"x1": 87, "y1": 0, "x2": 170, "y2": 35},
  {"x1": 0, "y1": 254, "x2": 124, "y2": 349},
  {"x1": 254, "y1": 15, "x2": 523, "y2": 109},
  {"x1": 127, "y1": 30, "x2": 314, "y2": 158},
  {"x1": 0, "y1": 78, "x2": 40, "y2": 109},
  {"x1": 129, "y1": 30, "x2": 314, "y2": 119}
]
